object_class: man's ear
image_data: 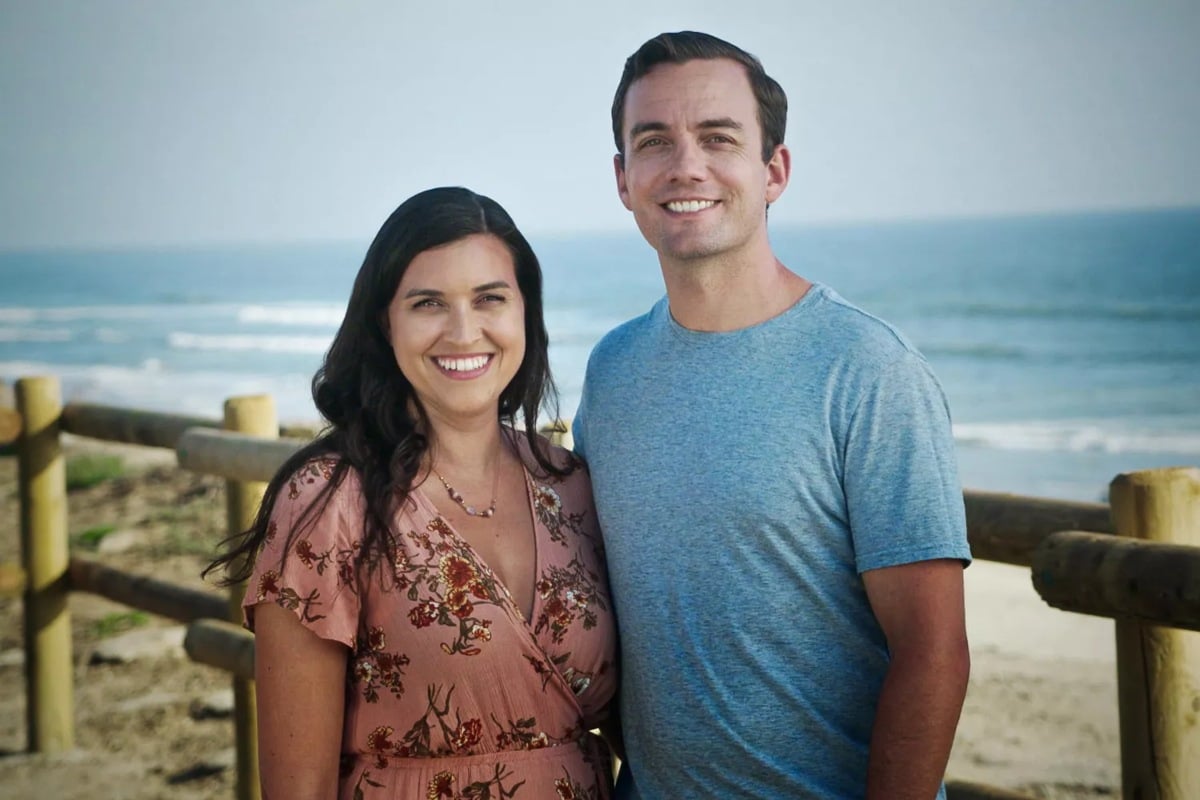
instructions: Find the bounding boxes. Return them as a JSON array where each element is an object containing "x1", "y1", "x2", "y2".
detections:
[
  {"x1": 614, "y1": 153, "x2": 632, "y2": 211},
  {"x1": 765, "y1": 144, "x2": 791, "y2": 204}
]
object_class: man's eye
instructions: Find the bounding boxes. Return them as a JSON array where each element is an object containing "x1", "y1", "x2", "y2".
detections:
[{"x1": 637, "y1": 137, "x2": 666, "y2": 150}]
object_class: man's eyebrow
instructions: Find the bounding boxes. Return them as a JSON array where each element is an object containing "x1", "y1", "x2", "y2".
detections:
[
  {"x1": 698, "y1": 117, "x2": 743, "y2": 131},
  {"x1": 628, "y1": 118, "x2": 744, "y2": 140},
  {"x1": 629, "y1": 121, "x2": 668, "y2": 140}
]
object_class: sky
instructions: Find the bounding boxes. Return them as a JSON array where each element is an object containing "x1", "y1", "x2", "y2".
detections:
[{"x1": 1, "y1": 0, "x2": 1198, "y2": 249}]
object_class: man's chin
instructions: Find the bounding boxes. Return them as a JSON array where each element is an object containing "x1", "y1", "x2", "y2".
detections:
[{"x1": 657, "y1": 238, "x2": 723, "y2": 263}]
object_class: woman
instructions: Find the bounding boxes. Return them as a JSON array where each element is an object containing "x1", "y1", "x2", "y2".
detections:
[{"x1": 206, "y1": 187, "x2": 616, "y2": 799}]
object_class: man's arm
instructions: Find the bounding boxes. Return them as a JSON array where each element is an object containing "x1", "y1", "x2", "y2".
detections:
[{"x1": 862, "y1": 558, "x2": 970, "y2": 799}]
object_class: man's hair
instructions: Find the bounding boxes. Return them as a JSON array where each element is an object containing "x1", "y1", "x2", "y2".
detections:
[{"x1": 611, "y1": 31, "x2": 788, "y2": 164}]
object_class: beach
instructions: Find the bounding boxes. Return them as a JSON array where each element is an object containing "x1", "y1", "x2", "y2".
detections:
[{"x1": 0, "y1": 440, "x2": 1123, "y2": 799}]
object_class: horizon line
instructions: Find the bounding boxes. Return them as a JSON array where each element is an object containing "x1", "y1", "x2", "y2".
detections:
[{"x1": 2, "y1": 202, "x2": 1198, "y2": 256}]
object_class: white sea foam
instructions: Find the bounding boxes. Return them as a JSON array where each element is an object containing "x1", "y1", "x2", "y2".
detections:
[
  {"x1": 0, "y1": 327, "x2": 72, "y2": 343},
  {"x1": 95, "y1": 327, "x2": 129, "y2": 344},
  {"x1": 0, "y1": 304, "x2": 227, "y2": 323},
  {"x1": 0, "y1": 360, "x2": 316, "y2": 421},
  {"x1": 0, "y1": 308, "x2": 37, "y2": 324},
  {"x1": 168, "y1": 332, "x2": 332, "y2": 354},
  {"x1": 954, "y1": 420, "x2": 1200, "y2": 456},
  {"x1": 237, "y1": 304, "x2": 345, "y2": 326},
  {"x1": 0, "y1": 305, "x2": 160, "y2": 323}
]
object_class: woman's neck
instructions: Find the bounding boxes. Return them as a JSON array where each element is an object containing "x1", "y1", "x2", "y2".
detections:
[{"x1": 423, "y1": 417, "x2": 511, "y2": 483}]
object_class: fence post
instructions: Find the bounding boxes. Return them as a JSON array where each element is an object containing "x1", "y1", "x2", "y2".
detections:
[
  {"x1": 223, "y1": 394, "x2": 276, "y2": 800},
  {"x1": 16, "y1": 376, "x2": 74, "y2": 753},
  {"x1": 1110, "y1": 467, "x2": 1200, "y2": 800}
]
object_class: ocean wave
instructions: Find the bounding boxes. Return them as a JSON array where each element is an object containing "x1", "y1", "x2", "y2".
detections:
[
  {"x1": 0, "y1": 308, "x2": 37, "y2": 324},
  {"x1": 0, "y1": 303, "x2": 223, "y2": 323},
  {"x1": 954, "y1": 420, "x2": 1200, "y2": 456},
  {"x1": 168, "y1": 331, "x2": 332, "y2": 354},
  {"x1": 943, "y1": 301, "x2": 1200, "y2": 323},
  {"x1": 237, "y1": 304, "x2": 345, "y2": 327},
  {"x1": 920, "y1": 342, "x2": 1198, "y2": 365},
  {"x1": 0, "y1": 326, "x2": 72, "y2": 343},
  {"x1": 0, "y1": 360, "x2": 317, "y2": 421},
  {"x1": 919, "y1": 342, "x2": 1027, "y2": 360},
  {"x1": 0, "y1": 304, "x2": 163, "y2": 323}
]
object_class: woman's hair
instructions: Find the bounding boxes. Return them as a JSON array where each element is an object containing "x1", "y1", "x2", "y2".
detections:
[{"x1": 205, "y1": 186, "x2": 564, "y2": 584}]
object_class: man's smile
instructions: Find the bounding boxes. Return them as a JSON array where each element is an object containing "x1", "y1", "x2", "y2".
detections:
[{"x1": 663, "y1": 199, "x2": 718, "y2": 213}]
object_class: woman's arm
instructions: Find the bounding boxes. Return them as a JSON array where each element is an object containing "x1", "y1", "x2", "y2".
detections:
[{"x1": 253, "y1": 601, "x2": 349, "y2": 800}]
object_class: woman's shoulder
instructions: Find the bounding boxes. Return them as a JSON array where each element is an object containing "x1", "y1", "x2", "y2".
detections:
[
  {"x1": 520, "y1": 432, "x2": 595, "y2": 513},
  {"x1": 516, "y1": 430, "x2": 583, "y2": 476},
  {"x1": 271, "y1": 455, "x2": 366, "y2": 521}
]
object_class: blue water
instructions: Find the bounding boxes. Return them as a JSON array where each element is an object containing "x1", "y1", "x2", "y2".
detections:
[{"x1": 3, "y1": 208, "x2": 1198, "y2": 503}]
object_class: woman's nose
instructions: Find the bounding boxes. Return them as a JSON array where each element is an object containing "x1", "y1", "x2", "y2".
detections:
[{"x1": 445, "y1": 305, "x2": 480, "y2": 344}]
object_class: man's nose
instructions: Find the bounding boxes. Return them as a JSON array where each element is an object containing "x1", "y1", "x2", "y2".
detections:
[{"x1": 668, "y1": 139, "x2": 707, "y2": 182}]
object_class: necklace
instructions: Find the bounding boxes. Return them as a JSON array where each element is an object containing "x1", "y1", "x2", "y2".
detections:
[{"x1": 433, "y1": 467, "x2": 499, "y2": 518}]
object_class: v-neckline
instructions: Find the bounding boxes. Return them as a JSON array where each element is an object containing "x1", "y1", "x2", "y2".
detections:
[{"x1": 411, "y1": 463, "x2": 542, "y2": 627}]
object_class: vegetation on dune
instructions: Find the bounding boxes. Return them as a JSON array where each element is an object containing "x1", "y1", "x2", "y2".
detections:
[{"x1": 65, "y1": 453, "x2": 126, "y2": 490}]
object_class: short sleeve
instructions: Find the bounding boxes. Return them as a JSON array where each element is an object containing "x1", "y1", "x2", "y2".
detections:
[
  {"x1": 241, "y1": 459, "x2": 362, "y2": 648},
  {"x1": 843, "y1": 355, "x2": 971, "y2": 573},
  {"x1": 571, "y1": 393, "x2": 589, "y2": 461}
]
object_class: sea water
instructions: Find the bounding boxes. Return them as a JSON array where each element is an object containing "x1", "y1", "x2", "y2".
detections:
[{"x1": 3, "y1": 208, "x2": 1198, "y2": 503}]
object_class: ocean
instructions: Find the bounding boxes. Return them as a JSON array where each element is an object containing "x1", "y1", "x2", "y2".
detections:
[{"x1": 3, "y1": 208, "x2": 1198, "y2": 504}]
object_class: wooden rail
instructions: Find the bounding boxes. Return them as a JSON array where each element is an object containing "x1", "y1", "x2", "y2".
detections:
[
  {"x1": 68, "y1": 556, "x2": 227, "y2": 622},
  {"x1": 61, "y1": 402, "x2": 220, "y2": 448},
  {"x1": 963, "y1": 489, "x2": 1113, "y2": 566},
  {"x1": 176, "y1": 427, "x2": 303, "y2": 483},
  {"x1": 185, "y1": 619, "x2": 256, "y2": 681},
  {"x1": 1034, "y1": 531, "x2": 1200, "y2": 632},
  {"x1": 10, "y1": 383, "x2": 1200, "y2": 800}
]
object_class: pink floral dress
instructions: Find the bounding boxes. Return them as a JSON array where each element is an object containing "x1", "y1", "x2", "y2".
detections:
[{"x1": 243, "y1": 443, "x2": 617, "y2": 800}]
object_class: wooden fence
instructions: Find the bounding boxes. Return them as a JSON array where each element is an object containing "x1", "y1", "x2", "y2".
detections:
[{"x1": 4, "y1": 374, "x2": 1200, "y2": 800}]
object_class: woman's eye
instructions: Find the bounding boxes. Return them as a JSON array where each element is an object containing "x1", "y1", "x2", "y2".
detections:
[
  {"x1": 412, "y1": 298, "x2": 440, "y2": 309},
  {"x1": 478, "y1": 293, "x2": 506, "y2": 305}
]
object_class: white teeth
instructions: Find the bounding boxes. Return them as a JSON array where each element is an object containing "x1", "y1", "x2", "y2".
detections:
[
  {"x1": 436, "y1": 355, "x2": 489, "y2": 372},
  {"x1": 665, "y1": 200, "x2": 716, "y2": 213}
]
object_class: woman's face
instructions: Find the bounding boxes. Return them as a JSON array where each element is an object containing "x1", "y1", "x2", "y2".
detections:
[{"x1": 386, "y1": 234, "x2": 526, "y2": 427}]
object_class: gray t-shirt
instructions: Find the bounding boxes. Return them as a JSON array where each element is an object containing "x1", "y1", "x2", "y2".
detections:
[{"x1": 574, "y1": 283, "x2": 971, "y2": 799}]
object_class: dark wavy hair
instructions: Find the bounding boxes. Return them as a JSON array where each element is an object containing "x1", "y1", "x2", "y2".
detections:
[
  {"x1": 611, "y1": 30, "x2": 788, "y2": 164},
  {"x1": 205, "y1": 186, "x2": 564, "y2": 584}
]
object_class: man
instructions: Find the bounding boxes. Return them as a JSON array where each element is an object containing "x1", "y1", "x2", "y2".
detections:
[{"x1": 572, "y1": 31, "x2": 972, "y2": 799}]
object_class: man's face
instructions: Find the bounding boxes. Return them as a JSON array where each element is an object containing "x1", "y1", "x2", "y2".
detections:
[{"x1": 615, "y1": 58, "x2": 788, "y2": 266}]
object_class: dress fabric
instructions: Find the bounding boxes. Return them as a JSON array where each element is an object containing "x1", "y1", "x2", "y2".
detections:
[{"x1": 243, "y1": 446, "x2": 617, "y2": 800}]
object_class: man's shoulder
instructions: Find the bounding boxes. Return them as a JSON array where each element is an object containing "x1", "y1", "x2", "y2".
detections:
[
  {"x1": 588, "y1": 298, "x2": 665, "y2": 363},
  {"x1": 808, "y1": 284, "x2": 929, "y2": 369}
]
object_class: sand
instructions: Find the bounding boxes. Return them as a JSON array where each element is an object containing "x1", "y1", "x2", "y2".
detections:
[{"x1": 0, "y1": 442, "x2": 1120, "y2": 799}]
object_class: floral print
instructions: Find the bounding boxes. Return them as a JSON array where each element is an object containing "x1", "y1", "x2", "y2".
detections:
[{"x1": 244, "y1": 443, "x2": 616, "y2": 799}]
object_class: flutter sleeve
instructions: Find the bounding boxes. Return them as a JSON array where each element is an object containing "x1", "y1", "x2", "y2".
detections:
[{"x1": 241, "y1": 459, "x2": 362, "y2": 648}]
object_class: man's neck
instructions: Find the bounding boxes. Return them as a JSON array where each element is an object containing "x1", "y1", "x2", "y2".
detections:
[{"x1": 661, "y1": 249, "x2": 811, "y2": 333}]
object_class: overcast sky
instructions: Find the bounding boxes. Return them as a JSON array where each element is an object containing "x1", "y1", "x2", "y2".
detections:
[{"x1": 2, "y1": 0, "x2": 1198, "y2": 249}]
